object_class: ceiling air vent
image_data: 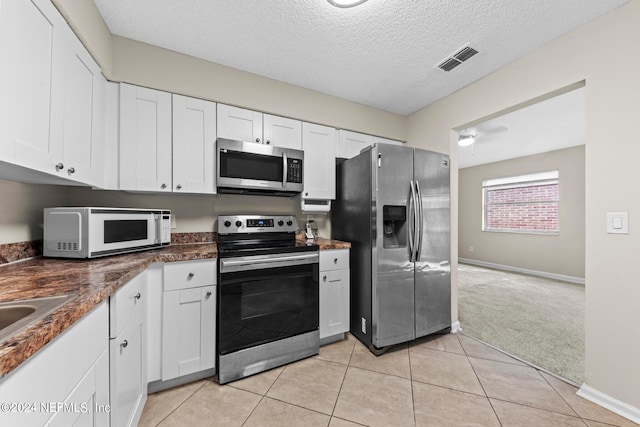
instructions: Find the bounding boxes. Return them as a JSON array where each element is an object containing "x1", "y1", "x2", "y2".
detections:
[{"x1": 435, "y1": 43, "x2": 479, "y2": 72}]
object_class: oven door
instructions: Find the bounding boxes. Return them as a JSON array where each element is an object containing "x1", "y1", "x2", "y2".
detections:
[
  {"x1": 218, "y1": 252, "x2": 319, "y2": 355},
  {"x1": 87, "y1": 210, "x2": 160, "y2": 257}
]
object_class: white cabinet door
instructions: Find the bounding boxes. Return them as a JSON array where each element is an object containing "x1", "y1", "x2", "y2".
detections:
[
  {"x1": 217, "y1": 104, "x2": 262, "y2": 143},
  {"x1": 0, "y1": 0, "x2": 66, "y2": 171},
  {"x1": 172, "y1": 94, "x2": 217, "y2": 194},
  {"x1": 337, "y1": 130, "x2": 373, "y2": 159},
  {"x1": 302, "y1": 123, "x2": 336, "y2": 200},
  {"x1": 319, "y1": 269, "x2": 350, "y2": 339},
  {"x1": 263, "y1": 114, "x2": 302, "y2": 149},
  {"x1": 110, "y1": 311, "x2": 147, "y2": 427},
  {"x1": 57, "y1": 31, "x2": 104, "y2": 185},
  {"x1": 119, "y1": 83, "x2": 172, "y2": 192},
  {"x1": 162, "y1": 285, "x2": 216, "y2": 380}
]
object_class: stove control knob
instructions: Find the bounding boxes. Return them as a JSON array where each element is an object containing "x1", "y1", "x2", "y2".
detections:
[
  {"x1": 235, "y1": 220, "x2": 242, "y2": 227},
  {"x1": 224, "y1": 220, "x2": 231, "y2": 227},
  {"x1": 286, "y1": 220, "x2": 293, "y2": 226},
  {"x1": 278, "y1": 220, "x2": 284, "y2": 226}
]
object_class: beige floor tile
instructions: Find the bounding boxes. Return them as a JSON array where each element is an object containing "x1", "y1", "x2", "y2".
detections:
[
  {"x1": 349, "y1": 339, "x2": 411, "y2": 378},
  {"x1": 266, "y1": 357, "x2": 347, "y2": 415},
  {"x1": 413, "y1": 381, "x2": 500, "y2": 426},
  {"x1": 138, "y1": 380, "x2": 206, "y2": 427},
  {"x1": 227, "y1": 366, "x2": 284, "y2": 396},
  {"x1": 540, "y1": 372, "x2": 639, "y2": 427},
  {"x1": 330, "y1": 417, "x2": 367, "y2": 426},
  {"x1": 158, "y1": 381, "x2": 261, "y2": 427},
  {"x1": 316, "y1": 333, "x2": 357, "y2": 365},
  {"x1": 491, "y1": 399, "x2": 586, "y2": 427},
  {"x1": 470, "y1": 357, "x2": 576, "y2": 416},
  {"x1": 410, "y1": 346, "x2": 485, "y2": 395},
  {"x1": 243, "y1": 397, "x2": 330, "y2": 427},
  {"x1": 584, "y1": 420, "x2": 634, "y2": 427},
  {"x1": 333, "y1": 366, "x2": 414, "y2": 427},
  {"x1": 458, "y1": 334, "x2": 526, "y2": 366},
  {"x1": 411, "y1": 332, "x2": 465, "y2": 355}
]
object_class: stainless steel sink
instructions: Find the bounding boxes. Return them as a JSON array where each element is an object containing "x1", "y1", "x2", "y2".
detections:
[{"x1": 0, "y1": 295, "x2": 75, "y2": 343}]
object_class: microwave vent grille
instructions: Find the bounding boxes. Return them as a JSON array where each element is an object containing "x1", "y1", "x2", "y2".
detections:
[{"x1": 57, "y1": 241, "x2": 78, "y2": 251}]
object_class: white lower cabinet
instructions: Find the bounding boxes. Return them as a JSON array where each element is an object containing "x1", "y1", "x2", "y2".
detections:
[
  {"x1": 0, "y1": 302, "x2": 109, "y2": 427},
  {"x1": 109, "y1": 272, "x2": 147, "y2": 427},
  {"x1": 162, "y1": 260, "x2": 217, "y2": 381},
  {"x1": 319, "y1": 249, "x2": 350, "y2": 340}
]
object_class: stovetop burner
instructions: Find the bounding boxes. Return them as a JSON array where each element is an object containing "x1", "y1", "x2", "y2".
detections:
[{"x1": 217, "y1": 215, "x2": 318, "y2": 258}]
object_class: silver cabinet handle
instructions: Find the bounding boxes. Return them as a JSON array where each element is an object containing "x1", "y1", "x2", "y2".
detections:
[
  {"x1": 120, "y1": 340, "x2": 128, "y2": 348},
  {"x1": 55, "y1": 163, "x2": 64, "y2": 171},
  {"x1": 176, "y1": 184, "x2": 182, "y2": 190},
  {"x1": 134, "y1": 293, "x2": 141, "y2": 300},
  {"x1": 305, "y1": 192, "x2": 309, "y2": 196},
  {"x1": 206, "y1": 291, "x2": 212, "y2": 297},
  {"x1": 256, "y1": 138, "x2": 261, "y2": 143},
  {"x1": 161, "y1": 183, "x2": 167, "y2": 189},
  {"x1": 334, "y1": 258, "x2": 338, "y2": 264},
  {"x1": 68, "y1": 167, "x2": 75, "y2": 174},
  {"x1": 323, "y1": 275, "x2": 327, "y2": 281},
  {"x1": 266, "y1": 140, "x2": 271, "y2": 145},
  {"x1": 187, "y1": 272, "x2": 194, "y2": 279}
]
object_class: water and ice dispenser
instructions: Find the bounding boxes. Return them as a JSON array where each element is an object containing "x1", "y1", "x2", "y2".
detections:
[{"x1": 382, "y1": 205, "x2": 407, "y2": 249}]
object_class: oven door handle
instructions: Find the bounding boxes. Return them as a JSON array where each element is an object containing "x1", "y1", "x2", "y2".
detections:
[{"x1": 220, "y1": 252, "x2": 319, "y2": 272}]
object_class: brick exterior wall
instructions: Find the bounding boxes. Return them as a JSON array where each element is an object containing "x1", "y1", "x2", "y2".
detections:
[{"x1": 485, "y1": 183, "x2": 559, "y2": 232}]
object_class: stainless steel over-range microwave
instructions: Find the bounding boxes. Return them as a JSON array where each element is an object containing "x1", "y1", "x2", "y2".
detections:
[
  {"x1": 216, "y1": 138, "x2": 304, "y2": 196},
  {"x1": 44, "y1": 207, "x2": 171, "y2": 258}
]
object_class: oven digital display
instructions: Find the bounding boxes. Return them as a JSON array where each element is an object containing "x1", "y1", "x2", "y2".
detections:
[{"x1": 246, "y1": 219, "x2": 274, "y2": 228}]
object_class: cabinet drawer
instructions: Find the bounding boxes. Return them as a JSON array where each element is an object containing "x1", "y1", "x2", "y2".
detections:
[
  {"x1": 319, "y1": 249, "x2": 349, "y2": 271},
  {"x1": 110, "y1": 271, "x2": 146, "y2": 338},
  {"x1": 163, "y1": 259, "x2": 217, "y2": 291}
]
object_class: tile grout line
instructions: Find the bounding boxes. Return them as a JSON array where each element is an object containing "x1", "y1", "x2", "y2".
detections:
[
  {"x1": 537, "y1": 370, "x2": 587, "y2": 422},
  {"x1": 152, "y1": 379, "x2": 209, "y2": 427},
  {"x1": 328, "y1": 337, "x2": 357, "y2": 420},
  {"x1": 456, "y1": 333, "x2": 504, "y2": 427},
  {"x1": 408, "y1": 341, "x2": 417, "y2": 427},
  {"x1": 240, "y1": 366, "x2": 287, "y2": 426}
]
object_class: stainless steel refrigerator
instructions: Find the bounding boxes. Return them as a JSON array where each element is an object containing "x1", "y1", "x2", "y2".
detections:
[{"x1": 332, "y1": 144, "x2": 451, "y2": 352}]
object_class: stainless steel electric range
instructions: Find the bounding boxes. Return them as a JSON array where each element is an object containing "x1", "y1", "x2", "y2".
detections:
[{"x1": 216, "y1": 215, "x2": 319, "y2": 384}]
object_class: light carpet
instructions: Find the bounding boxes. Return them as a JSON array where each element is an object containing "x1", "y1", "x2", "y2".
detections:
[{"x1": 458, "y1": 263, "x2": 585, "y2": 384}]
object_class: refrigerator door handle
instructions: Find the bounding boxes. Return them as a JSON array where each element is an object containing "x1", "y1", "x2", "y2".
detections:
[
  {"x1": 415, "y1": 180, "x2": 424, "y2": 261},
  {"x1": 408, "y1": 180, "x2": 415, "y2": 262}
]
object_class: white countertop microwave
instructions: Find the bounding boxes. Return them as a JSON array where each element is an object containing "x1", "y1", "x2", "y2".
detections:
[{"x1": 44, "y1": 207, "x2": 171, "y2": 258}]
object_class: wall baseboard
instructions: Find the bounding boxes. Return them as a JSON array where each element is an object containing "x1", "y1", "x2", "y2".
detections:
[
  {"x1": 458, "y1": 258, "x2": 585, "y2": 285},
  {"x1": 577, "y1": 384, "x2": 640, "y2": 425},
  {"x1": 451, "y1": 321, "x2": 462, "y2": 333}
]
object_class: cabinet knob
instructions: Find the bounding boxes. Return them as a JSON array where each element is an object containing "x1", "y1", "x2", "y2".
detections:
[
  {"x1": 305, "y1": 192, "x2": 309, "y2": 196},
  {"x1": 55, "y1": 163, "x2": 64, "y2": 171},
  {"x1": 67, "y1": 167, "x2": 75, "y2": 174},
  {"x1": 134, "y1": 292, "x2": 141, "y2": 300},
  {"x1": 187, "y1": 272, "x2": 194, "y2": 280},
  {"x1": 323, "y1": 275, "x2": 327, "y2": 282},
  {"x1": 176, "y1": 184, "x2": 182, "y2": 190},
  {"x1": 334, "y1": 258, "x2": 338, "y2": 264},
  {"x1": 206, "y1": 291, "x2": 212, "y2": 297},
  {"x1": 266, "y1": 140, "x2": 271, "y2": 145},
  {"x1": 161, "y1": 183, "x2": 167, "y2": 189},
  {"x1": 256, "y1": 138, "x2": 261, "y2": 143},
  {"x1": 120, "y1": 340, "x2": 128, "y2": 348}
]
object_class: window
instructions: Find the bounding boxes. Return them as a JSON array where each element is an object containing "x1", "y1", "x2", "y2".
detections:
[{"x1": 483, "y1": 171, "x2": 559, "y2": 234}]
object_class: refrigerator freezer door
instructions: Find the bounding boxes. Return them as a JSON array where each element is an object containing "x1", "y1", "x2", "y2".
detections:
[
  {"x1": 414, "y1": 149, "x2": 451, "y2": 338},
  {"x1": 373, "y1": 144, "x2": 415, "y2": 348}
]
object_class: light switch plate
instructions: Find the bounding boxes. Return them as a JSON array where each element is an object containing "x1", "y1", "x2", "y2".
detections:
[{"x1": 607, "y1": 212, "x2": 628, "y2": 234}]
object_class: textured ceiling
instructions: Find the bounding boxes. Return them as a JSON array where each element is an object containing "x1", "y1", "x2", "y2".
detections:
[
  {"x1": 94, "y1": 0, "x2": 626, "y2": 115},
  {"x1": 458, "y1": 87, "x2": 585, "y2": 169}
]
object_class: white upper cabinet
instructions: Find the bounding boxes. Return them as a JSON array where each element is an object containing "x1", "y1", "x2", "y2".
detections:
[
  {"x1": 263, "y1": 114, "x2": 302, "y2": 149},
  {"x1": 218, "y1": 104, "x2": 302, "y2": 149},
  {"x1": 338, "y1": 130, "x2": 404, "y2": 159},
  {"x1": 172, "y1": 94, "x2": 217, "y2": 194},
  {"x1": 119, "y1": 84, "x2": 172, "y2": 192},
  {"x1": 217, "y1": 104, "x2": 262, "y2": 143},
  {"x1": 302, "y1": 123, "x2": 336, "y2": 200},
  {"x1": 0, "y1": 0, "x2": 102, "y2": 185}
]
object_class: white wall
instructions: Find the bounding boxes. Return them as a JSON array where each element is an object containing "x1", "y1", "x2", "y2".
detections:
[{"x1": 407, "y1": 0, "x2": 640, "y2": 411}]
